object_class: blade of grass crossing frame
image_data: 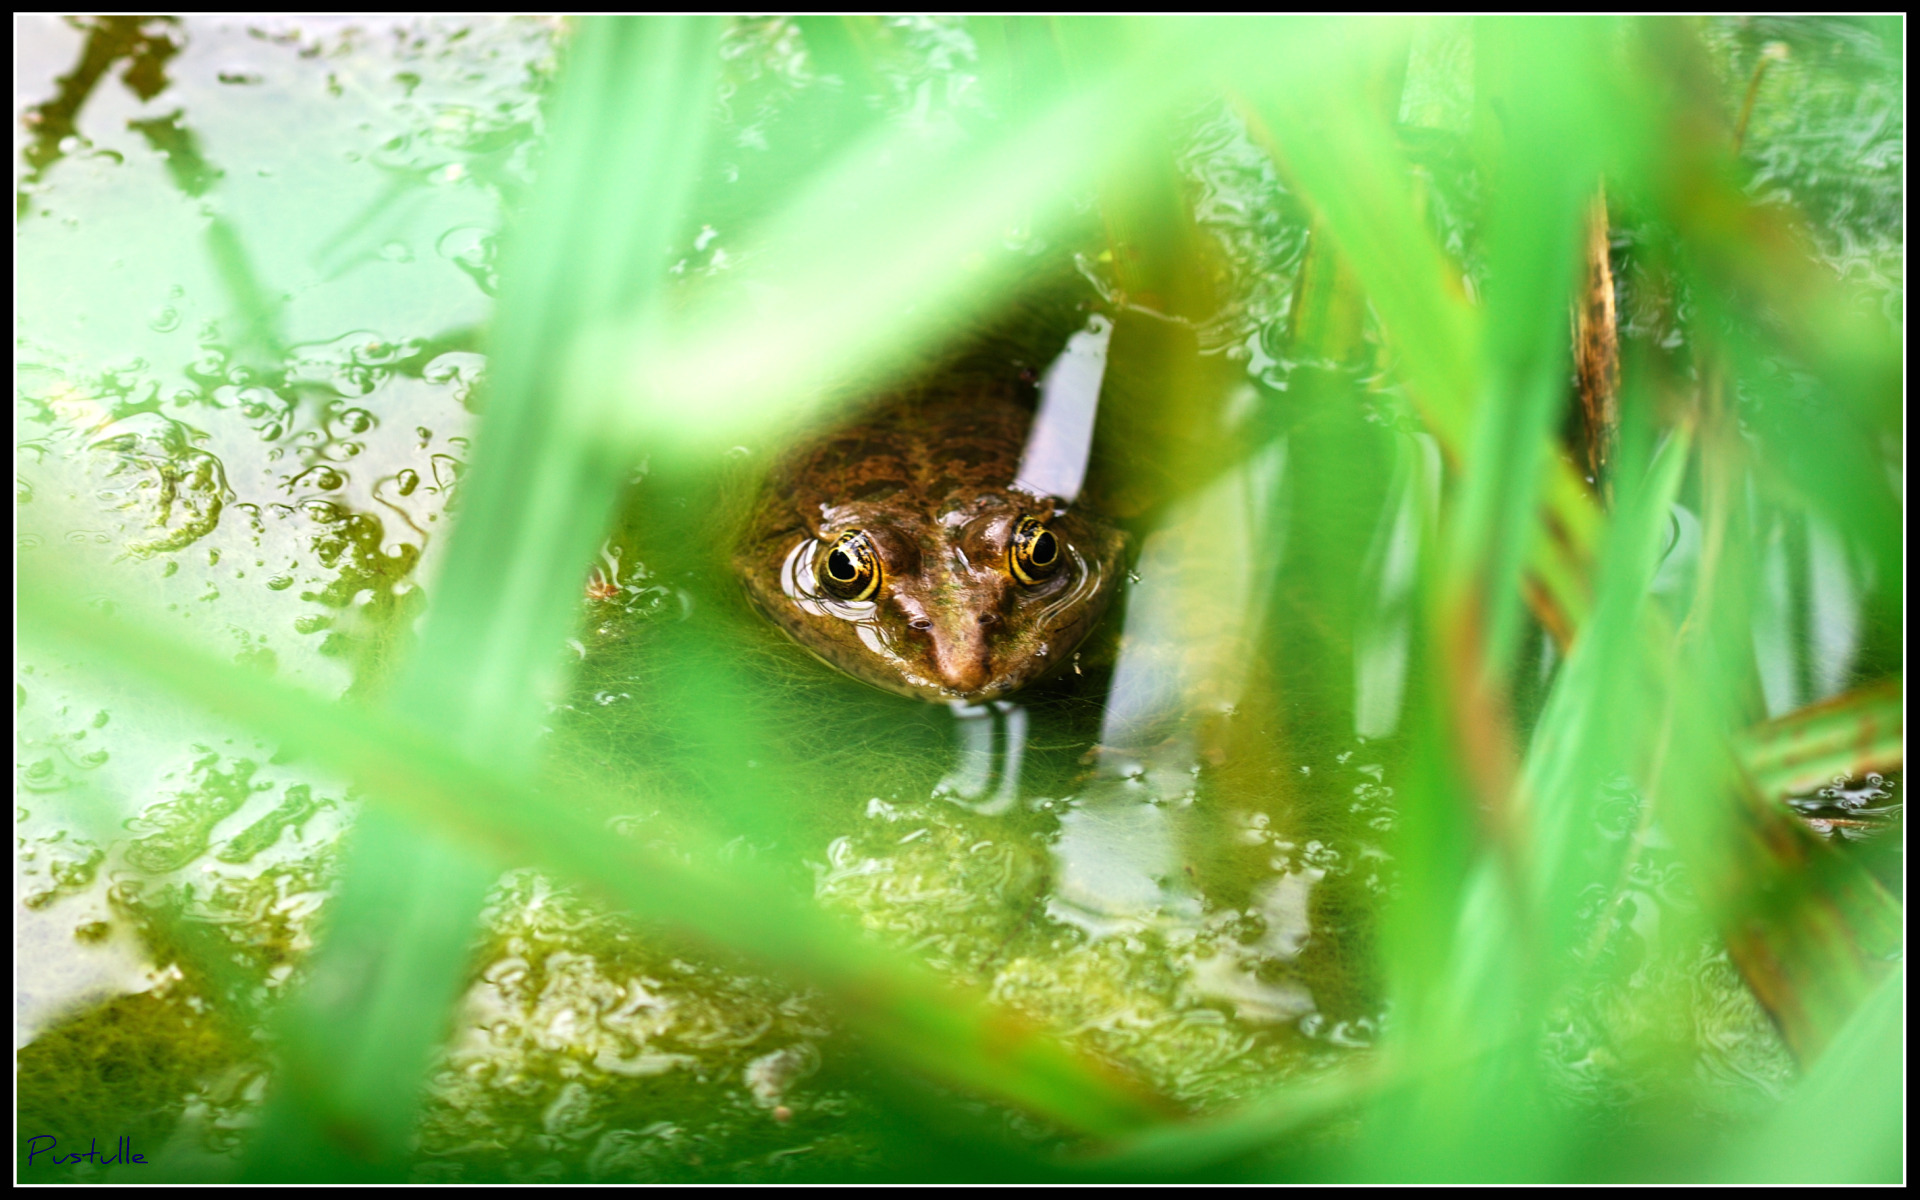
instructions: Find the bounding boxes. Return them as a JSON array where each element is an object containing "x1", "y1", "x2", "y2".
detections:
[
  {"x1": 1716, "y1": 963, "x2": 1903, "y2": 1183},
  {"x1": 403, "y1": 15, "x2": 725, "y2": 753},
  {"x1": 19, "y1": 569, "x2": 1166, "y2": 1142},
  {"x1": 1445, "y1": 16, "x2": 1604, "y2": 681},
  {"x1": 1346, "y1": 21, "x2": 1619, "y2": 1179},
  {"x1": 1737, "y1": 679, "x2": 1903, "y2": 802},
  {"x1": 1522, "y1": 413, "x2": 1691, "y2": 972},
  {"x1": 1639, "y1": 428, "x2": 1901, "y2": 1063},
  {"x1": 243, "y1": 18, "x2": 726, "y2": 1176},
  {"x1": 1236, "y1": 35, "x2": 1602, "y2": 648},
  {"x1": 592, "y1": 19, "x2": 1367, "y2": 446}
]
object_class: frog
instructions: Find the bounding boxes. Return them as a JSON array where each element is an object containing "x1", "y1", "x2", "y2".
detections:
[{"x1": 733, "y1": 373, "x2": 1126, "y2": 703}]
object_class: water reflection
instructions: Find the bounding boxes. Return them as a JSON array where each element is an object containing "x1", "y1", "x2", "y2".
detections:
[
  {"x1": 1099, "y1": 436, "x2": 1287, "y2": 752},
  {"x1": 1046, "y1": 439, "x2": 1288, "y2": 935},
  {"x1": 14, "y1": 888, "x2": 151, "y2": 1047},
  {"x1": 1353, "y1": 431, "x2": 1439, "y2": 741},
  {"x1": 1187, "y1": 864, "x2": 1320, "y2": 1025},
  {"x1": 16, "y1": 15, "x2": 548, "y2": 1177},
  {"x1": 1048, "y1": 800, "x2": 1199, "y2": 936},
  {"x1": 936, "y1": 700, "x2": 1027, "y2": 816},
  {"x1": 1752, "y1": 510, "x2": 1862, "y2": 717},
  {"x1": 18, "y1": 16, "x2": 182, "y2": 215},
  {"x1": 1014, "y1": 313, "x2": 1110, "y2": 504}
]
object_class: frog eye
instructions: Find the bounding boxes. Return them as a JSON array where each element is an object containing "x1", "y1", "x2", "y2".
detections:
[
  {"x1": 1009, "y1": 516, "x2": 1063, "y2": 586},
  {"x1": 818, "y1": 531, "x2": 880, "y2": 601}
]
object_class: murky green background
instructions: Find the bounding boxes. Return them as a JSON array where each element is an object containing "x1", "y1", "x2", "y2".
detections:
[{"x1": 19, "y1": 14, "x2": 1894, "y2": 1182}]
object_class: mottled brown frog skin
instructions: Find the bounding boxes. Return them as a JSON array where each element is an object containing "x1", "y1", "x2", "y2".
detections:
[{"x1": 735, "y1": 380, "x2": 1125, "y2": 702}]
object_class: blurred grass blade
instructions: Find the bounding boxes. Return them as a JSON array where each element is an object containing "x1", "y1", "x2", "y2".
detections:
[
  {"x1": 1643, "y1": 452, "x2": 1900, "y2": 1063},
  {"x1": 405, "y1": 15, "x2": 725, "y2": 753},
  {"x1": 1523, "y1": 417, "x2": 1691, "y2": 964},
  {"x1": 1377, "y1": 27, "x2": 1610, "y2": 1027},
  {"x1": 1089, "y1": 1059, "x2": 1390, "y2": 1176},
  {"x1": 1717, "y1": 963, "x2": 1903, "y2": 1183},
  {"x1": 1737, "y1": 679, "x2": 1903, "y2": 802},
  {"x1": 1443, "y1": 16, "x2": 1603, "y2": 679},
  {"x1": 1235, "y1": 27, "x2": 1603, "y2": 649},
  {"x1": 1235, "y1": 53, "x2": 1478, "y2": 435},
  {"x1": 20, "y1": 563, "x2": 1166, "y2": 1144},
  {"x1": 582, "y1": 19, "x2": 1365, "y2": 447},
  {"x1": 246, "y1": 17, "x2": 728, "y2": 1175},
  {"x1": 255, "y1": 809, "x2": 497, "y2": 1176},
  {"x1": 1621, "y1": 20, "x2": 1901, "y2": 612}
]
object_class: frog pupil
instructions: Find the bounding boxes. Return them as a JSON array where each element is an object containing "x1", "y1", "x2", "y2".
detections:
[
  {"x1": 828, "y1": 548, "x2": 858, "y2": 581},
  {"x1": 1009, "y1": 517, "x2": 1064, "y2": 586}
]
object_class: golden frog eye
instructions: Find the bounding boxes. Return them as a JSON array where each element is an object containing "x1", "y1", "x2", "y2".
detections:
[
  {"x1": 818, "y1": 531, "x2": 880, "y2": 601},
  {"x1": 1009, "y1": 516, "x2": 1063, "y2": 586}
]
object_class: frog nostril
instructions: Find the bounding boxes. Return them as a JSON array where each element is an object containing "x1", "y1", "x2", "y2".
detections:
[
  {"x1": 977, "y1": 612, "x2": 999, "y2": 627},
  {"x1": 909, "y1": 617, "x2": 933, "y2": 631}
]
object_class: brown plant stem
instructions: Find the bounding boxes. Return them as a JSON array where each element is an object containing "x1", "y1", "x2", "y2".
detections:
[{"x1": 1572, "y1": 187, "x2": 1619, "y2": 498}]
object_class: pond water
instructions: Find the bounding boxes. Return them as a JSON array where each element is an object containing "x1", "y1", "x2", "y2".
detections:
[{"x1": 14, "y1": 15, "x2": 1897, "y2": 1182}]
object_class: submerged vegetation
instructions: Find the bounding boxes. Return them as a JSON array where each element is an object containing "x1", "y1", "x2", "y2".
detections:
[{"x1": 15, "y1": 15, "x2": 1903, "y2": 1182}]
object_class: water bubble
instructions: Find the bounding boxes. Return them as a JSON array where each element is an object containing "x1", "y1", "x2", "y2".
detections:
[
  {"x1": 435, "y1": 226, "x2": 493, "y2": 267},
  {"x1": 430, "y1": 454, "x2": 463, "y2": 491},
  {"x1": 631, "y1": 586, "x2": 672, "y2": 615},
  {"x1": 395, "y1": 469, "x2": 420, "y2": 496},
  {"x1": 379, "y1": 241, "x2": 414, "y2": 263},
  {"x1": 422, "y1": 352, "x2": 484, "y2": 387},
  {"x1": 148, "y1": 306, "x2": 182, "y2": 333}
]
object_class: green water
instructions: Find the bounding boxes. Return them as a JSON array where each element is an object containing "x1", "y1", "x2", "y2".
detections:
[{"x1": 15, "y1": 15, "x2": 1896, "y2": 1182}]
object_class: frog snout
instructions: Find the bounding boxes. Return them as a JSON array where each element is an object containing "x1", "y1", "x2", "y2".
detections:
[{"x1": 925, "y1": 610, "x2": 996, "y2": 695}]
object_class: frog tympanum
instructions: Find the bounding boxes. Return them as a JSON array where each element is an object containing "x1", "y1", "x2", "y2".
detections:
[{"x1": 735, "y1": 380, "x2": 1125, "y2": 703}]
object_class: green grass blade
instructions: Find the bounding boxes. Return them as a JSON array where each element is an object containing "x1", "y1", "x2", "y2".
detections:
[
  {"x1": 1443, "y1": 16, "x2": 1605, "y2": 677},
  {"x1": 1716, "y1": 963, "x2": 1904, "y2": 1183},
  {"x1": 1522, "y1": 418, "x2": 1692, "y2": 964},
  {"x1": 19, "y1": 563, "x2": 1166, "y2": 1144},
  {"x1": 239, "y1": 17, "x2": 729, "y2": 1174},
  {"x1": 403, "y1": 15, "x2": 726, "y2": 755},
  {"x1": 1736, "y1": 679, "x2": 1903, "y2": 802}
]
